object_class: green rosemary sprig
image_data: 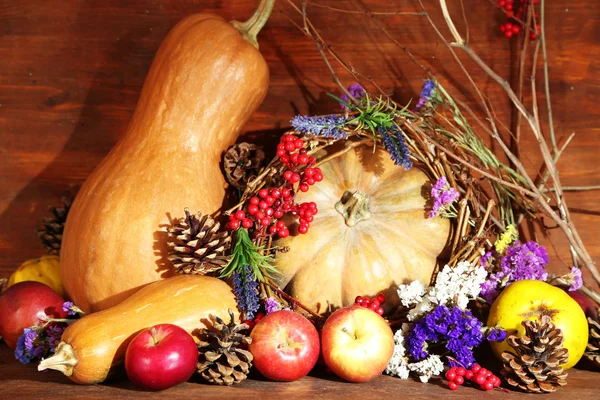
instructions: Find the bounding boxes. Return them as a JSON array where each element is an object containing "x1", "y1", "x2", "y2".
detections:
[{"x1": 220, "y1": 228, "x2": 279, "y2": 283}]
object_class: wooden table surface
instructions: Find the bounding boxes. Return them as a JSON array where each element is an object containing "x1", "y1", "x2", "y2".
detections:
[{"x1": 1, "y1": 0, "x2": 599, "y2": 397}]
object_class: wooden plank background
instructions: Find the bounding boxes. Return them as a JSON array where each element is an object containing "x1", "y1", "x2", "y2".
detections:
[{"x1": 0, "y1": 0, "x2": 598, "y2": 285}]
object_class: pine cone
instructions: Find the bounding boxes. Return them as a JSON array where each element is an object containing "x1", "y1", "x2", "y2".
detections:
[
  {"x1": 167, "y1": 209, "x2": 231, "y2": 275},
  {"x1": 196, "y1": 310, "x2": 253, "y2": 386},
  {"x1": 35, "y1": 198, "x2": 72, "y2": 255},
  {"x1": 501, "y1": 315, "x2": 569, "y2": 393},
  {"x1": 223, "y1": 142, "x2": 265, "y2": 190},
  {"x1": 584, "y1": 317, "x2": 600, "y2": 368}
]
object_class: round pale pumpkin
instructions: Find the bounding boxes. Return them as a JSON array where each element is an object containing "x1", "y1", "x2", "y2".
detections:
[{"x1": 274, "y1": 145, "x2": 450, "y2": 313}]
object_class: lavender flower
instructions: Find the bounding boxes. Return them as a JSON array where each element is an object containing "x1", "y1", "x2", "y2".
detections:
[
  {"x1": 567, "y1": 267, "x2": 583, "y2": 292},
  {"x1": 406, "y1": 305, "x2": 483, "y2": 368},
  {"x1": 380, "y1": 126, "x2": 412, "y2": 170},
  {"x1": 62, "y1": 301, "x2": 84, "y2": 317},
  {"x1": 428, "y1": 176, "x2": 459, "y2": 218},
  {"x1": 480, "y1": 241, "x2": 549, "y2": 303},
  {"x1": 232, "y1": 265, "x2": 260, "y2": 320},
  {"x1": 486, "y1": 327, "x2": 507, "y2": 343},
  {"x1": 265, "y1": 297, "x2": 281, "y2": 314},
  {"x1": 291, "y1": 114, "x2": 347, "y2": 139},
  {"x1": 340, "y1": 83, "x2": 366, "y2": 109},
  {"x1": 415, "y1": 80, "x2": 436, "y2": 110}
]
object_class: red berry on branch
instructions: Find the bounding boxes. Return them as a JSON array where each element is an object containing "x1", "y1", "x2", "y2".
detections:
[
  {"x1": 242, "y1": 219, "x2": 253, "y2": 229},
  {"x1": 269, "y1": 225, "x2": 278, "y2": 234},
  {"x1": 290, "y1": 153, "x2": 299, "y2": 164},
  {"x1": 298, "y1": 225, "x2": 309, "y2": 234},
  {"x1": 504, "y1": 30, "x2": 513, "y2": 38},
  {"x1": 512, "y1": 24, "x2": 520, "y2": 34},
  {"x1": 265, "y1": 197, "x2": 275, "y2": 206},
  {"x1": 377, "y1": 293, "x2": 386, "y2": 304},
  {"x1": 235, "y1": 210, "x2": 245, "y2": 220},
  {"x1": 313, "y1": 173, "x2": 323, "y2": 182},
  {"x1": 456, "y1": 367, "x2": 466, "y2": 377},
  {"x1": 265, "y1": 208, "x2": 274, "y2": 217},
  {"x1": 259, "y1": 200, "x2": 268, "y2": 210},
  {"x1": 454, "y1": 376, "x2": 464, "y2": 385},
  {"x1": 471, "y1": 364, "x2": 481, "y2": 373},
  {"x1": 483, "y1": 381, "x2": 494, "y2": 391},
  {"x1": 298, "y1": 154, "x2": 309, "y2": 164},
  {"x1": 376, "y1": 307, "x2": 384, "y2": 316},
  {"x1": 284, "y1": 142, "x2": 295, "y2": 152},
  {"x1": 259, "y1": 189, "x2": 269, "y2": 199},
  {"x1": 290, "y1": 173, "x2": 301, "y2": 183},
  {"x1": 255, "y1": 211, "x2": 265, "y2": 220},
  {"x1": 283, "y1": 170, "x2": 293, "y2": 181},
  {"x1": 271, "y1": 188, "x2": 281, "y2": 198},
  {"x1": 229, "y1": 220, "x2": 240, "y2": 230},
  {"x1": 448, "y1": 382, "x2": 458, "y2": 391},
  {"x1": 278, "y1": 227, "x2": 290, "y2": 238},
  {"x1": 299, "y1": 183, "x2": 309, "y2": 192},
  {"x1": 248, "y1": 204, "x2": 258, "y2": 215},
  {"x1": 261, "y1": 217, "x2": 271, "y2": 226},
  {"x1": 274, "y1": 210, "x2": 284, "y2": 219},
  {"x1": 465, "y1": 370, "x2": 474, "y2": 380}
]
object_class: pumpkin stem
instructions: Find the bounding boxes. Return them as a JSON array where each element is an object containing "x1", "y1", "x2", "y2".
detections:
[
  {"x1": 230, "y1": 0, "x2": 275, "y2": 49},
  {"x1": 37, "y1": 342, "x2": 77, "y2": 376},
  {"x1": 335, "y1": 190, "x2": 372, "y2": 227}
]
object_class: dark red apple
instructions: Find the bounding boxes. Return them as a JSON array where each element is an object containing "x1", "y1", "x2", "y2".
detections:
[
  {"x1": 249, "y1": 310, "x2": 320, "y2": 381},
  {"x1": 125, "y1": 324, "x2": 198, "y2": 391},
  {"x1": 568, "y1": 290, "x2": 599, "y2": 321},
  {"x1": 0, "y1": 281, "x2": 66, "y2": 349}
]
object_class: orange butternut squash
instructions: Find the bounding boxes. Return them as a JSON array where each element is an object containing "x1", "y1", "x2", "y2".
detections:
[
  {"x1": 38, "y1": 275, "x2": 238, "y2": 384},
  {"x1": 61, "y1": 2, "x2": 273, "y2": 312}
]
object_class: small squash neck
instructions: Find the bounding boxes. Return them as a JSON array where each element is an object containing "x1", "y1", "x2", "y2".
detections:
[
  {"x1": 230, "y1": 0, "x2": 275, "y2": 49},
  {"x1": 38, "y1": 342, "x2": 77, "y2": 376},
  {"x1": 335, "y1": 190, "x2": 372, "y2": 227}
]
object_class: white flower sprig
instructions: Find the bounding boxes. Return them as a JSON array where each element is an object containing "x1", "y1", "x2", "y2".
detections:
[
  {"x1": 398, "y1": 261, "x2": 487, "y2": 321},
  {"x1": 385, "y1": 325, "x2": 444, "y2": 383}
]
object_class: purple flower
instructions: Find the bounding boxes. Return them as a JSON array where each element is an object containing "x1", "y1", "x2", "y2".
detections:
[
  {"x1": 291, "y1": 115, "x2": 347, "y2": 139},
  {"x1": 380, "y1": 126, "x2": 412, "y2": 170},
  {"x1": 415, "y1": 80, "x2": 436, "y2": 110},
  {"x1": 480, "y1": 241, "x2": 549, "y2": 303},
  {"x1": 232, "y1": 265, "x2": 260, "y2": 320},
  {"x1": 406, "y1": 305, "x2": 483, "y2": 368},
  {"x1": 15, "y1": 329, "x2": 35, "y2": 364},
  {"x1": 428, "y1": 177, "x2": 459, "y2": 218},
  {"x1": 340, "y1": 83, "x2": 366, "y2": 109},
  {"x1": 486, "y1": 327, "x2": 507, "y2": 343},
  {"x1": 62, "y1": 301, "x2": 77, "y2": 316},
  {"x1": 265, "y1": 297, "x2": 280, "y2": 314},
  {"x1": 568, "y1": 267, "x2": 583, "y2": 292}
]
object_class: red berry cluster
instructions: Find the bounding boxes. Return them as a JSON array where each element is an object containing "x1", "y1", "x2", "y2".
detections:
[
  {"x1": 445, "y1": 364, "x2": 501, "y2": 391},
  {"x1": 497, "y1": 0, "x2": 540, "y2": 40},
  {"x1": 278, "y1": 134, "x2": 324, "y2": 193},
  {"x1": 353, "y1": 294, "x2": 386, "y2": 316},
  {"x1": 227, "y1": 134, "x2": 323, "y2": 239}
]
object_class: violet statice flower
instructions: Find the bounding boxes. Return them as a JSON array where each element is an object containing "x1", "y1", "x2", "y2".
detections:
[
  {"x1": 486, "y1": 327, "x2": 507, "y2": 343},
  {"x1": 291, "y1": 115, "x2": 347, "y2": 139},
  {"x1": 415, "y1": 80, "x2": 436, "y2": 110},
  {"x1": 232, "y1": 265, "x2": 260, "y2": 320},
  {"x1": 62, "y1": 301, "x2": 78, "y2": 316},
  {"x1": 480, "y1": 241, "x2": 549, "y2": 304},
  {"x1": 265, "y1": 297, "x2": 280, "y2": 314},
  {"x1": 568, "y1": 267, "x2": 583, "y2": 292},
  {"x1": 14, "y1": 328, "x2": 35, "y2": 364},
  {"x1": 340, "y1": 83, "x2": 366, "y2": 109},
  {"x1": 428, "y1": 176, "x2": 459, "y2": 218},
  {"x1": 379, "y1": 126, "x2": 413, "y2": 170},
  {"x1": 406, "y1": 305, "x2": 483, "y2": 368}
]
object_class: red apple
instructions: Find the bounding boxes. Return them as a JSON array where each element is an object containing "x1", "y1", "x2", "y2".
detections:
[
  {"x1": 249, "y1": 310, "x2": 320, "y2": 381},
  {"x1": 125, "y1": 324, "x2": 198, "y2": 391},
  {"x1": 0, "y1": 281, "x2": 66, "y2": 349},
  {"x1": 321, "y1": 306, "x2": 394, "y2": 383},
  {"x1": 568, "y1": 290, "x2": 599, "y2": 321}
]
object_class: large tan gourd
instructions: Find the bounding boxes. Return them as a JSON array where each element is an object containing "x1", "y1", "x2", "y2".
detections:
[
  {"x1": 275, "y1": 146, "x2": 450, "y2": 313},
  {"x1": 38, "y1": 275, "x2": 238, "y2": 384},
  {"x1": 61, "y1": 3, "x2": 272, "y2": 312}
]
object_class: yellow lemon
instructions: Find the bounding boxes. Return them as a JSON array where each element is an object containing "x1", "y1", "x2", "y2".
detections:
[
  {"x1": 488, "y1": 280, "x2": 588, "y2": 369},
  {"x1": 8, "y1": 255, "x2": 65, "y2": 298}
]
